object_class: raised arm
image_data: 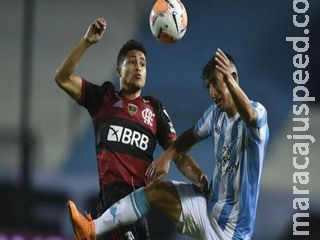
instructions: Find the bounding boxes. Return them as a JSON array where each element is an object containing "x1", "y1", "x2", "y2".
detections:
[
  {"x1": 54, "y1": 18, "x2": 106, "y2": 102},
  {"x1": 215, "y1": 48, "x2": 257, "y2": 126}
]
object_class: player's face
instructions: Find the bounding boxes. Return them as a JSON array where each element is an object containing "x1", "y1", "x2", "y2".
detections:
[
  {"x1": 207, "y1": 70, "x2": 234, "y2": 112},
  {"x1": 119, "y1": 50, "x2": 147, "y2": 93}
]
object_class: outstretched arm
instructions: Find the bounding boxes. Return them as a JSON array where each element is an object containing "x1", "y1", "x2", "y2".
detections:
[
  {"x1": 146, "y1": 128, "x2": 206, "y2": 188},
  {"x1": 215, "y1": 48, "x2": 257, "y2": 126},
  {"x1": 54, "y1": 18, "x2": 106, "y2": 102},
  {"x1": 173, "y1": 153, "x2": 209, "y2": 192}
]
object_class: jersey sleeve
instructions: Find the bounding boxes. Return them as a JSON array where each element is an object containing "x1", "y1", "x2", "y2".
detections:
[
  {"x1": 78, "y1": 79, "x2": 114, "y2": 117},
  {"x1": 146, "y1": 97, "x2": 177, "y2": 149},
  {"x1": 247, "y1": 101, "x2": 268, "y2": 141},
  {"x1": 194, "y1": 105, "x2": 214, "y2": 139}
]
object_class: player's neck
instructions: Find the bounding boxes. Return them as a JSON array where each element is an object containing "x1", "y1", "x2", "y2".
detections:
[
  {"x1": 121, "y1": 89, "x2": 142, "y2": 100},
  {"x1": 226, "y1": 105, "x2": 237, "y2": 118}
]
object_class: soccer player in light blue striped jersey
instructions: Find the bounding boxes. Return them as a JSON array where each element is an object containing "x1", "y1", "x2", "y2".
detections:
[{"x1": 67, "y1": 48, "x2": 269, "y2": 240}]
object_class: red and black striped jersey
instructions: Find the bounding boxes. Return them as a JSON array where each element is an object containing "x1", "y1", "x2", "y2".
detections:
[{"x1": 79, "y1": 79, "x2": 177, "y2": 188}]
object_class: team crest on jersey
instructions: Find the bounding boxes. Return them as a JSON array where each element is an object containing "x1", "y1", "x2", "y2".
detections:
[
  {"x1": 142, "y1": 107, "x2": 155, "y2": 126},
  {"x1": 128, "y1": 103, "x2": 138, "y2": 116},
  {"x1": 221, "y1": 146, "x2": 231, "y2": 163},
  {"x1": 217, "y1": 145, "x2": 238, "y2": 173}
]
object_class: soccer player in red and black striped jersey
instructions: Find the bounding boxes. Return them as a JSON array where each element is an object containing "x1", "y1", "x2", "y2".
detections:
[{"x1": 55, "y1": 17, "x2": 204, "y2": 240}]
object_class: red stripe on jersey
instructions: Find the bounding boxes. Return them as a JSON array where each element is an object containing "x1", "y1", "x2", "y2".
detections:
[
  {"x1": 97, "y1": 149, "x2": 150, "y2": 188},
  {"x1": 93, "y1": 93, "x2": 158, "y2": 136},
  {"x1": 159, "y1": 133, "x2": 176, "y2": 147}
]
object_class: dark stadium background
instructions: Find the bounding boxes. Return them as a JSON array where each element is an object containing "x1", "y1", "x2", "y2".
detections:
[{"x1": 0, "y1": 0, "x2": 319, "y2": 239}]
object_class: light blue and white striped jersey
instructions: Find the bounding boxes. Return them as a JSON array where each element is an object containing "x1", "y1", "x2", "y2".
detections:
[{"x1": 194, "y1": 101, "x2": 269, "y2": 239}]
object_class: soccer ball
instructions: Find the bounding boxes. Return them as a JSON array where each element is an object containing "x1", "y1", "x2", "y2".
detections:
[{"x1": 149, "y1": 0, "x2": 188, "y2": 44}]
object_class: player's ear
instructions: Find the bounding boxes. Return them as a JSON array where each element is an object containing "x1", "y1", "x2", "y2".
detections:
[
  {"x1": 231, "y1": 71, "x2": 238, "y2": 83},
  {"x1": 116, "y1": 66, "x2": 121, "y2": 78}
]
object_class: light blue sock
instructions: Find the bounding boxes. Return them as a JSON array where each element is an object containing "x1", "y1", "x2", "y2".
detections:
[
  {"x1": 131, "y1": 187, "x2": 150, "y2": 217},
  {"x1": 94, "y1": 188, "x2": 150, "y2": 237}
]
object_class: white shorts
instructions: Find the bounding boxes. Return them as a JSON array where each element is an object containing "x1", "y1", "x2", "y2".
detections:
[{"x1": 172, "y1": 181, "x2": 231, "y2": 240}]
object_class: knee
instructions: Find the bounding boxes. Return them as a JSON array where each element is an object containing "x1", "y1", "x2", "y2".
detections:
[
  {"x1": 145, "y1": 179, "x2": 168, "y2": 202},
  {"x1": 144, "y1": 180, "x2": 182, "y2": 223},
  {"x1": 144, "y1": 180, "x2": 178, "y2": 206},
  {"x1": 150, "y1": 179, "x2": 167, "y2": 190}
]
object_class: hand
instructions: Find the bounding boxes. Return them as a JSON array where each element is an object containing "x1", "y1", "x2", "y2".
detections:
[
  {"x1": 84, "y1": 17, "x2": 106, "y2": 44},
  {"x1": 214, "y1": 48, "x2": 233, "y2": 81},
  {"x1": 192, "y1": 174, "x2": 209, "y2": 193},
  {"x1": 192, "y1": 174, "x2": 212, "y2": 201},
  {"x1": 146, "y1": 156, "x2": 171, "y2": 183}
]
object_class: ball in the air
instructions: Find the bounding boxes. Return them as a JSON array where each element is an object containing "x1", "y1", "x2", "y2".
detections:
[{"x1": 149, "y1": 0, "x2": 188, "y2": 44}]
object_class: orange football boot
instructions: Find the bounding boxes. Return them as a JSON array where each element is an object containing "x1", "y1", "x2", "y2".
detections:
[{"x1": 67, "y1": 200, "x2": 95, "y2": 240}]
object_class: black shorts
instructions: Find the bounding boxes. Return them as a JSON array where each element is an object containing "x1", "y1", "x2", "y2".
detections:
[{"x1": 96, "y1": 182, "x2": 150, "y2": 240}]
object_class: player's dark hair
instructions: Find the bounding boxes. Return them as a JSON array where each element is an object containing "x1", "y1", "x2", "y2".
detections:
[
  {"x1": 117, "y1": 39, "x2": 147, "y2": 67},
  {"x1": 201, "y1": 51, "x2": 237, "y2": 88}
]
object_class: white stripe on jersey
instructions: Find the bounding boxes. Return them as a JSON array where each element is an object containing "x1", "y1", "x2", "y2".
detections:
[
  {"x1": 218, "y1": 115, "x2": 238, "y2": 202},
  {"x1": 196, "y1": 107, "x2": 213, "y2": 138},
  {"x1": 224, "y1": 121, "x2": 244, "y2": 237},
  {"x1": 212, "y1": 113, "x2": 225, "y2": 182}
]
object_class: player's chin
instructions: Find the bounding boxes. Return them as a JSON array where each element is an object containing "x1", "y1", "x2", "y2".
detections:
[
  {"x1": 132, "y1": 80, "x2": 145, "y2": 89},
  {"x1": 217, "y1": 104, "x2": 226, "y2": 112},
  {"x1": 128, "y1": 83, "x2": 144, "y2": 93}
]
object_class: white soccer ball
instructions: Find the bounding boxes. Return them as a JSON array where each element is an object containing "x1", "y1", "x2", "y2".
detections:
[{"x1": 149, "y1": 0, "x2": 188, "y2": 44}]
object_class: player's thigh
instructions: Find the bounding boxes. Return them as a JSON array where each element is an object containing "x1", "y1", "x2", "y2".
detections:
[
  {"x1": 144, "y1": 180, "x2": 182, "y2": 223},
  {"x1": 172, "y1": 181, "x2": 220, "y2": 240}
]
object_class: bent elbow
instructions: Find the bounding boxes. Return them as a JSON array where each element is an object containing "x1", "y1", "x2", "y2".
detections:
[
  {"x1": 54, "y1": 69, "x2": 63, "y2": 86},
  {"x1": 247, "y1": 118, "x2": 256, "y2": 126},
  {"x1": 54, "y1": 69, "x2": 69, "y2": 89},
  {"x1": 247, "y1": 112, "x2": 258, "y2": 126}
]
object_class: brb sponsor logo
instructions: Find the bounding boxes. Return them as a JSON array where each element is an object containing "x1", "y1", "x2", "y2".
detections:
[{"x1": 107, "y1": 125, "x2": 149, "y2": 151}]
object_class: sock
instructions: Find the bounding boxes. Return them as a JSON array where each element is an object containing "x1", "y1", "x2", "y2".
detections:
[{"x1": 94, "y1": 187, "x2": 150, "y2": 237}]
